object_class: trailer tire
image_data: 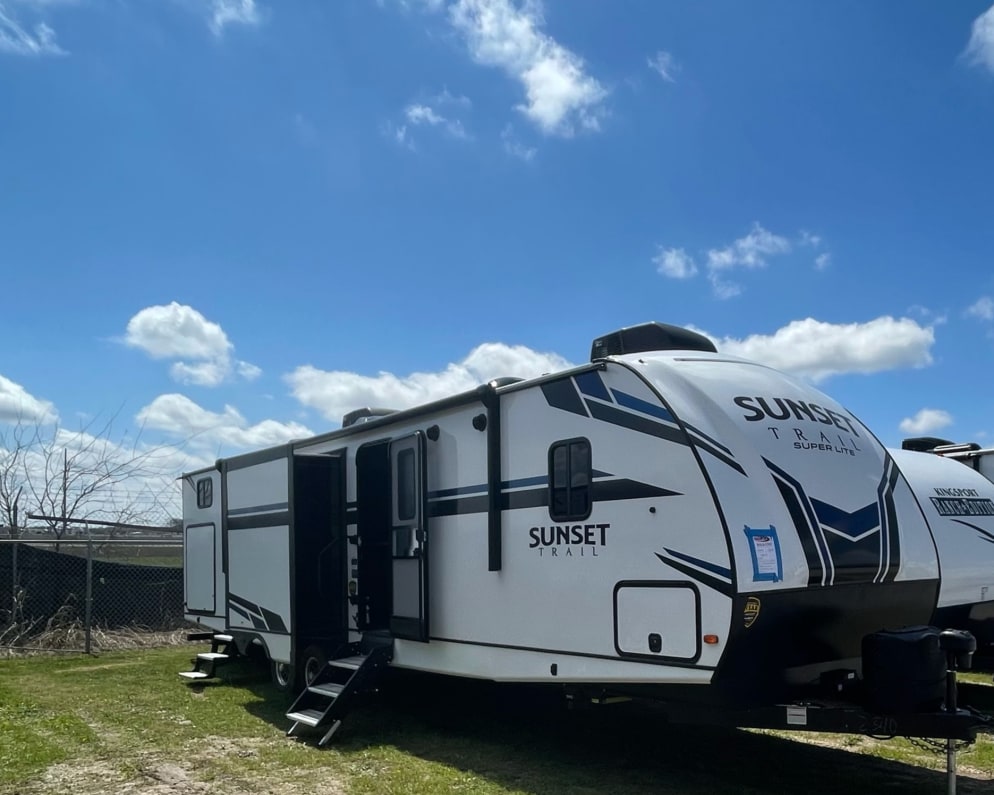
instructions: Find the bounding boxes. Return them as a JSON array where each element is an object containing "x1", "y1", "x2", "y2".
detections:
[
  {"x1": 302, "y1": 646, "x2": 328, "y2": 686},
  {"x1": 271, "y1": 660, "x2": 295, "y2": 692}
]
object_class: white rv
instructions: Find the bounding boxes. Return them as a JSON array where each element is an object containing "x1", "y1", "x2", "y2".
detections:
[{"x1": 180, "y1": 323, "x2": 991, "y2": 746}]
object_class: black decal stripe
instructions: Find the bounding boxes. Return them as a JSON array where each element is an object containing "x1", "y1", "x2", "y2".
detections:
[
  {"x1": 504, "y1": 488, "x2": 548, "y2": 510},
  {"x1": 877, "y1": 459, "x2": 902, "y2": 583},
  {"x1": 228, "y1": 501, "x2": 288, "y2": 516},
  {"x1": 431, "y1": 483, "x2": 489, "y2": 498},
  {"x1": 541, "y1": 378, "x2": 589, "y2": 416},
  {"x1": 765, "y1": 459, "x2": 828, "y2": 587},
  {"x1": 663, "y1": 547, "x2": 732, "y2": 579},
  {"x1": 229, "y1": 592, "x2": 262, "y2": 615},
  {"x1": 429, "y1": 478, "x2": 682, "y2": 517},
  {"x1": 682, "y1": 421, "x2": 734, "y2": 457},
  {"x1": 586, "y1": 400, "x2": 689, "y2": 445},
  {"x1": 692, "y1": 438, "x2": 747, "y2": 476},
  {"x1": 260, "y1": 607, "x2": 288, "y2": 634},
  {"x1": 655, "y1": 553, "x2": 733, "y2": 597},
  {"x1": 228, "y1": 511, "x2": 289, "y2": 530},
  {"x1": 574, "y1": 370, "x2": 611, "y2": 400},
  {"x1": 951, "y1": 519, "x2": 994, "y2": 543},
  {"x1": 229, "y1": 592, "x2": 288, "y2": 634},
  {"x1": 593, "y1": 479, "x2": 682, "y2": 501},
  {"x1": 430, "y1": 494, "x2": 489, "y2": 517},
  {"x1": 346, "y1": 508, "x2": 358, "y2": 525},
  {"x1": 611, "y1": 389, "x2": 676, "y2": 422}
]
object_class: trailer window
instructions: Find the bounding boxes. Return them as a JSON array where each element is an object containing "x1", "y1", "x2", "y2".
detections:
[
  {"x1": 397, "y1": 447, "x2": 416, "y2": 521},
  {"x1": 549, "y1": 438, "x2": 592, "y2": 521},
  {"x1": 196, "y1": 477, "x2": 213, "y2": 509}
]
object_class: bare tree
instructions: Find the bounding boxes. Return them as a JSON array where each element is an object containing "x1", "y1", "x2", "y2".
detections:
[
  {"x1": 0, "y1": 420, "x2": 31, "y2": 538},
  {"x1": 0, "y1": 414, "x2": 179, "y2": 547}
]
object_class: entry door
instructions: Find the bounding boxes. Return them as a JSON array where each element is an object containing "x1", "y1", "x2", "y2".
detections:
[{"x1": 389, "y1": 432, "x2": 429, "y2": 641}]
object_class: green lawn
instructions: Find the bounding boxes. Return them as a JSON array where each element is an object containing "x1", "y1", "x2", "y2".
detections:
[{"x1": 0, "y1": 646, "x2": 991, "y2": 794}]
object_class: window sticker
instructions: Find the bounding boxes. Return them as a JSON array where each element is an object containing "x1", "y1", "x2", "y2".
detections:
[{"x1": 744, "y1": 525, "x2": 782, "y2": 582}]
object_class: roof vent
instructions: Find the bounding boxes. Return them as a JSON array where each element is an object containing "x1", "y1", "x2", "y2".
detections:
[
  {"x1": 342, "y1": 407, "x2": 396, "y2": 428},
  {"x1": 590, "y1": 322, "x2": 717, "y2": 361}
]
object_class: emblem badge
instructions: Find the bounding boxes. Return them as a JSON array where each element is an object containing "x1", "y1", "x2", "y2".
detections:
[{"x1": 743, "y1": 596, "x2": 761, "y2": 628}]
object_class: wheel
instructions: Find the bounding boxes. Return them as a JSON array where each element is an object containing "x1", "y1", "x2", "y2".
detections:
[
  {"x1": 271, "y1": 659, "x2": 295, "y2": 692},
  {"x1": 301, "y1": 645, "x2": 328, "y2": 686}
]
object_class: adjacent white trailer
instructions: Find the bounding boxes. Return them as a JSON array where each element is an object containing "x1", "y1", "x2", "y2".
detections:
[{"x1": 180, "y1": 323, "x2": 992, "y2": 747}]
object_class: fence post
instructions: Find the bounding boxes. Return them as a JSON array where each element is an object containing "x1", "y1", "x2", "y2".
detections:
[
  {"x1": 84, "y1": 528, "x2": 93, "y2": 654},
  {"x1": 11, "y1": 502, "x2": 19, "y2": 627}
]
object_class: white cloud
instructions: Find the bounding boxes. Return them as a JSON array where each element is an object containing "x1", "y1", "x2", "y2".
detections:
[
  {"x1": 647, "y1": 50, "x2": 679, "y2": 83},
  {"x1": 697, "y1": 316, "x2": 935, "y2": 382},
  {"x1": 0, "y1": 4, "x2": 65, "y2": 56},
  {"x1": 707, "y1": 274, "x2": 741, "y2": 300},
  {"x1": 0, "y1": 374, "x2": 58, "y2": 423},
  {"x1": 404, "y1": 102, "x2": 469, "y2": 138},
  {"x1": 444, "y1": 0, "x2": 607, "y2": 136},
  {"x1": 799, "y1": 230, "x2": 822, "y2": 248},
  {"x1": 433, "y1": 87, "x2": 472, "y2": 107},
  {"x1": 123, "y1": 302, "x2": 260, "y2": 387},
  {"x1": 137, "y1": 393, "x2": 311, "y2": 451},
  {"x1": 814, "y1": 252, "x2": 831, "y2": 270},
  {"x1": 653, "y1": 247, "x2": 697, "y2": 279},
  {"x1": 236, "y1": 361, "x2": 263, "y2": 380},
  {"x1": 286, "y1": 341, "x2": 572, "y2": 423},
  {"x1": 706, "y1": 223, "x2": 791, "y2": 271},
  {"x1": 209, "y1": 0, "x2": 262, "y2": 37},
  {"x1": 501, "y1": 124, "x2": 536, "y2": 160},
  {"x1": 966, "y1": 295, "x2": 994, "y2": 321},
  {"x1": 656, "y1": 222, "x2": 798, "y2": 298},
  {"x1": 384, "y1": 122, "x2": 415, "y2": 150},
  {"x1": 900, "y1": 408, "x2": 954, "y2": 436},
  {"x1": 964, "y1": 3, "x2": 994, "y2": 74},
  {"x1": 406, "y1": 104, "x2": 444, "y2": 125}
]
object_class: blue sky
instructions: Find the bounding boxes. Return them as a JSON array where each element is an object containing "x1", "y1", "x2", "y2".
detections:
[{"x1": 2, "y1": 0, "x2": 994, "y2": 515}]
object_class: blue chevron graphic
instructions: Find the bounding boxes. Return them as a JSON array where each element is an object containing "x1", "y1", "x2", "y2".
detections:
[{"x1": 811, "y1": 499, "x2": 880, "y2": 540}]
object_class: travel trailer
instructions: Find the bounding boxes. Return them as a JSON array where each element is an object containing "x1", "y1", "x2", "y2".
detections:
[
  {"x1": 904, "y1": 439, "x2": 994, "y2": 486},
  {"x1": 179, "y1": 322, "x2": 990, "y2": 753}
]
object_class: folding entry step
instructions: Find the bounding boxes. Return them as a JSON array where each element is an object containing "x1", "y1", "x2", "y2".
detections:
[
  {"x1": 286, "y1": 635, "x2": 394, "y2": 746},
  {"x1": 178, "y1": 633, "x2": 236, "y2": 681}
]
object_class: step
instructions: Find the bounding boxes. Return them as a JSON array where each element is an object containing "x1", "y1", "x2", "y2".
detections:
[
  {"x1": 328, "y1": 656, "x2": 366, "y2": 670},
  {"x1": 178, "y1": 671, "x2": 209, "y2": 680},
  {"x1": 197, "y1": 652, "x2": 229, "y2": 661},
  {"x1": 308, "y1": 682, "x2": 344, "y2": 698},
  {"x1": 286, "y1": 709, "x2": 325, "y2": 727},
  {"x1": 213, "y1": 634, "x2": 233, "y2": 643}
]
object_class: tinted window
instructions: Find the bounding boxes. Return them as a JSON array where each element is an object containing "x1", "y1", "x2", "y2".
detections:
[
  {"x1": 196, "y1": 477, "x2": 213, "y2": 509},
  {"x1": 548, "y1": 439, "x2": 591, "y2": 521},
  {"x1": 397, "y1": 447, "x2": 416, "y2": 521}
]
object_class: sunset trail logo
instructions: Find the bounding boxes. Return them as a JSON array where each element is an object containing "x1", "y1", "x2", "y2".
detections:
[{"x1": 528, "y1": 523, "x2": 610, "y2": 557}]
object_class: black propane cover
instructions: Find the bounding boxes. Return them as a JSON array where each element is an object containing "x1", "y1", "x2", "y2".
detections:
[{"x1": 862, "y1": 626, "x2": 946, "y2": 714}]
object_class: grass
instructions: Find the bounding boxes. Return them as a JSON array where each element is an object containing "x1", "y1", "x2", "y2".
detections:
[{"x1": 0, "y1": 646, "x2": 992, "y2": 794}]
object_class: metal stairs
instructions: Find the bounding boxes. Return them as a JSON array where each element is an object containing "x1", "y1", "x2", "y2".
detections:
[
  {"x1": 178, "y1": 633, "x2": 236, "y2": 681},
  {"x1": 285, "y1": 635, "x2": 393, "y2": 746}
]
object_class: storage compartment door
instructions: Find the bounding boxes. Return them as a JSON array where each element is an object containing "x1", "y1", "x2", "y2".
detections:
[
  {"x1": 614, "y1": 582, "x2": 701, "y2": 663},
  {"x1": 185, "y1": 523, "x2": 217, "y2": 614}
]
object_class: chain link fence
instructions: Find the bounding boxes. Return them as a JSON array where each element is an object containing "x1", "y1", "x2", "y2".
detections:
[{"x1": 0, "y1": 530, "x2": 189, "y2": 653}]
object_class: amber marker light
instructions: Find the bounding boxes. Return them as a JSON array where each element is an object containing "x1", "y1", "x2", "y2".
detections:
[{"x1": 703, "y1": 635, "x2": 719, "y2": 645}]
